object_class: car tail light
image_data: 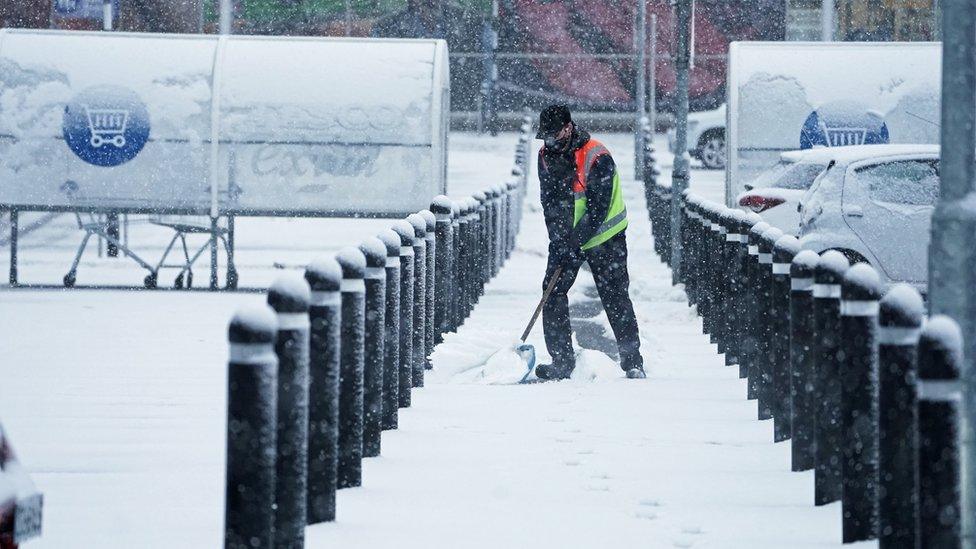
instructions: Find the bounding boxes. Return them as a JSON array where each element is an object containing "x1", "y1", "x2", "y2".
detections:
[{"x1": 739, "y1": 195, "x2": 786, "y2": 213}]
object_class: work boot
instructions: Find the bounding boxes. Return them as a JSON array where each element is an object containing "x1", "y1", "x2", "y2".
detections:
[
  {"x1": 535, "y1": 362, "x2": 573, "y2": 381},
  {"x1": 626, "y1": 367, "x2": 646, "y2": 379}
]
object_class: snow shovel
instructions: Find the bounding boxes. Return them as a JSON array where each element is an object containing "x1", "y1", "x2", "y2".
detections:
[{"x1": 515, "y1": 266, "x2": 563, "y2": 382}]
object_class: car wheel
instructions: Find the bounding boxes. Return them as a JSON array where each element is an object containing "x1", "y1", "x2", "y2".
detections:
[{"x1": 698, "y1": 130, "x2": 726, "y2": 170}]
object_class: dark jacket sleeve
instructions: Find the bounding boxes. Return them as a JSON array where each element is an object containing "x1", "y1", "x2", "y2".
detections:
[{"x1": 571, "y1": 153, "x2": 615, "y2": 248}]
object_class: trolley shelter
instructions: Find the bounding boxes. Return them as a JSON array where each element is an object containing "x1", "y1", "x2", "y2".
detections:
[
  {"x1": 0, "y1": 29, "x2": 450, "y2": 288},
  {"x1": 726, "y1": 41, "x2": 940, "y2": 206}
]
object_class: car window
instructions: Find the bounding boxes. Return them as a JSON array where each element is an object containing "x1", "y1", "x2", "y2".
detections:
[
  {"x1": 747, "y1": 160, "x2": 793, "y2": 189},
  {"x1": 853, "y1": 159, "x2": 940, "y2": 206},
  {"x1": 772, "y1": 163, "x2": 827, "y2": 190}
]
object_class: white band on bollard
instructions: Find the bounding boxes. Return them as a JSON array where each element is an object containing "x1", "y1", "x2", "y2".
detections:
[
  {"x1": 310, "y1": 290, "x2": 341, "y2": 307},
  {"x1": 726, "y1": 233, "x2": 740, "y2": 242},
  {"x1": 718, "y1": 227, "x2": 727, "y2": 235},
  {"x1": 772, "y1": 262, "x2": 791, "y2": 275},
  {"x1": 400, "y1": 246, "x2": 414, "y2": 257},
  {"x1": 276, "y1": 312, "x2": 310, "y2": 330},
  {"x1": 435, "y1": 213, "x2": 452, "y2": 221},
  {"x1": 813, "y1": 283, "x2": 841, "y2": 298},
  {"x1": 414, "y1": 240, "x2": 426, "y2": 250},
  {"x1": 426, "y1": 234, "x2": 435, "y2": 243},
  {"x1": 791, "y1": 277, "x2": 813, "y2": 291},
  {"x1": 748, "y1": 245, "x2": 758, "y2": 255},
  {"x1": 878, "y1": 326, "x2": 922, "y2": 345},
  {"x1": 840, "y1": 300, "x2": 879, "y2": 316},
  {"x1": 758, "y1": 253, "x2": 772, "y2": 264},
  {"x1": 366, "y1": 267, "x2": 385, "y2": 280},
  {"x1": 229, "y1": 343, "x2": 276, "y2": 365},
  {"x1": 386, "y1": 256, "x2": 400, "y2": 267},
  {"x1": 917, "y1": 379, "x2": 962, "y2": 402},
  {"x1": 341, "y1": 279, "x2": 366, "y2": 293},
  {"x1": 710, "y1": 223, "x2": 720, "y2": 232}
]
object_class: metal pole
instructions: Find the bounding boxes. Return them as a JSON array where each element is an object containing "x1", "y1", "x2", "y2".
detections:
[
  {"x1": 931, "y1": 2, "x2": 976, "y2": 546},
  {"x1": 669, "y1": 0, "x2": 691, "y2": 283},
  {"x1": 219, "y1": 0, "x2": 232, "y2": 35},
  {"x1": 649, "y1": 14, "x2": 657, "y2": 136},
  {"x1": 102, "y1": 0, "x2": 112, "y2": 31},
  {"x1": 345, "y1": 0, "x2": 353, "y2": 36},
  {"x1": 634, "y1": 0, "x2": 647, "y2": 179},
  {"x1": 821, "y1": 0, "x2": 834, "y2": 41}
]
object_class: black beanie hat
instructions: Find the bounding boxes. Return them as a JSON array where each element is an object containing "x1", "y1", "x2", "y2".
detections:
[{"x1": 536, "y1": 105, "x2": 572, "y2": 139}]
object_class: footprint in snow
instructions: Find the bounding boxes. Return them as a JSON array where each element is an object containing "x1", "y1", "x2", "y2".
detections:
[
  {"x1": 682, "y1": 526, "x2": 704, "y2": 535},
  {"x1": 585, "y1": 484, "x2": 611, "y2": 492},
  {"x1": 563, "y1": 459, "x2": 582, "y2": 467},
  {"x1": 638, "y1": 498, "x2": 662, "y2": 507},
  {"x1": 576, "y1": 449, "x2": 595, "y2": 455},
  {"x1": 554, "y1": 438, "x2": 574, "y2": 444},
  {"x1": 635, "y1": 510, "x2": 657, "y2": 520},
  {"x1": 672, "y1": 540, "x2": 694, "y2": 548},
  {"x1": 591, "y1": 472, "x2": 612, "y2": 480}
]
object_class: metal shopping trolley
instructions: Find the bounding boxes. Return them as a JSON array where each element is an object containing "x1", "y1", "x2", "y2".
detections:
[{"x1": 85, "y1": 106, "x2": 128, "y2": 148}]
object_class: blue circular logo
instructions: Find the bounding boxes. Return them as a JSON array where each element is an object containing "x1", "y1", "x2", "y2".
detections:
[
  {"x1": 53, "y1": 0, "x2": 82, "y2": 15},
  {"x1": 63, "y1": 85, "x2": 150, "y2": 167}
]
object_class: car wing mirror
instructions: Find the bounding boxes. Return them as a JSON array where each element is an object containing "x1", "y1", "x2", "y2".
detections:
[{"x1": 744, "y1": 183, "x2": 754, "y2": 191}]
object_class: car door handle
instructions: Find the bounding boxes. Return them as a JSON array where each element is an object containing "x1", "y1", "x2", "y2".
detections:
[{"x1": 844, "y1": 206, "x2": 864, "y2": 218}]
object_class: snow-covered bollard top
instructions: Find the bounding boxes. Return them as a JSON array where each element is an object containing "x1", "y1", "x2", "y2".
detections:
[
  {"x1": 747, "y1": 221, "x2": 771, "y2": 258},
  {"x1": 419, "y1": 210, "x2": 436, "y2": 235},
  {"x1": 506, "y1": 179, "x2": 518, "y2": 194},
  {"x1": 919, "y1": 315, "x2": 964, "y2": 386},
  {"x1": 335, "y1": 247, "x2": 367, "y2": 293},
  {"x1": 758, "y1": 226, "x2": 784, "y2": 266},
  {"x1": 814, "y1": 250, "x2": 850, "y2": 299},
  {"x1": 377, "y1": 229, "x2": 402, "y2": 268},
  {"x1": 773, "y1": 235, "x2": 801, "y2": 275},
  {"x1": 472, "y1": 191, "x2": 488, "y2": 208},
  {"x1": 305, "y1": 255, "x2": 342, "y2": 297},
  {"x1": 723, "y1": 208, "x2": 745, "y2": 243},
  {"x1": 406, "y1": 213, "x2": 428, "y2": 243},
  {"x1": 392, "y1": 219, "x2": 417, "y2": 249},
  {"x1": 359, "y1": 237, "x2": 388, "y2": 281},
  {"x1": 790, "y1": 250, "x2": 820, "y2": 292},
  {"x1": 840, "y1": 263, "x2": 883, "y2": 316},
  {"x1": 451, "y1": 198, "x2": 462, "y2": 220},
  {"x1": 228, "y1": 303, "x2": 278, "y2": 350},
  {"x1": 430, "y1": 196, "x2": 454, "y2": 219},
  {"x1": 878, "y1": 284, "x2": 925, "y2": 345},
  {"x1": 268, "y1": 272, "x2": 312, "y2": 320}
]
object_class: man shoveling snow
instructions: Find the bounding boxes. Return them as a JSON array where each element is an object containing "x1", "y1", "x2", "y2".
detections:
[{"x1": 534, "y1": 105, "x2": 645, "y2": 381}]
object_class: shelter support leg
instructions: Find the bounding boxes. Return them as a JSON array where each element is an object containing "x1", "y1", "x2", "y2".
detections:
[
  {"x1": 8, "y1": 210, "x2": 17, "y2": 286},
  {"x1": 210, "y1": 216, "x2": 219, "y2": 291}
]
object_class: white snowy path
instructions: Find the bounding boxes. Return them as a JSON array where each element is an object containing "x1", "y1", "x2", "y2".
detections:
[{"x1": 0, "y1": 133, "x2": 860, "y2": 547}]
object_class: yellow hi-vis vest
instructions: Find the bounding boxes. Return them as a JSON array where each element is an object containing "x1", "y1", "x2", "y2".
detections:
[{"x1": 572, "y1": 139, "x2": 628, "y2": 250}]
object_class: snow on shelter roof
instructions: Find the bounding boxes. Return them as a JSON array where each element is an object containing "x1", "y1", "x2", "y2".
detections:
[{"x1": 780, "y1": 144, "x2": 939, "y2": 165}]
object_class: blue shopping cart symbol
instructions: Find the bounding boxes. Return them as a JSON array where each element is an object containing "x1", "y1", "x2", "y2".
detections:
[{"x1": 63, "y1": 85, "x2": 150, "y2": 167}]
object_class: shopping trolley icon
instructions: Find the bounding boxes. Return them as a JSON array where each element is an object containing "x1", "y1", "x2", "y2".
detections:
[{"x1": 85, "y1": 106, "x2": 129, "y2": 148}]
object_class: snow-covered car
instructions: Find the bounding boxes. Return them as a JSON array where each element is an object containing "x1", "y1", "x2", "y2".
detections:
[
  {"x1": 797, "y1": 144, "x2": 940, "y2": 287},
  {"x1": 735, "y1": 148, "x2": 840, "y2": 235},
  {"x1": 668, "y1": 104, "x2": 726, "y2": 170}
]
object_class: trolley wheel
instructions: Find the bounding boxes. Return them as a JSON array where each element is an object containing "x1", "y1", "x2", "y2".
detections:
[
  {"x1": 185, "y1": 271, "x2": 193, "y2": 289},
  {"x1": 226, "y1": 269, "x2": 238, "y2": 290},
  {"x1": 174, "y1": 273, "x2": 185, "y2": 289},
  {"x1": 144, "y1": 273, "x2": 158, "y2": 289},
  {"x1": 63, "y1": 274, "x2": 76, "y2": 288}
]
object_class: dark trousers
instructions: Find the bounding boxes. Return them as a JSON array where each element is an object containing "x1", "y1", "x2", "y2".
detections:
[{"x1": 542, "y1": 231, "x2": 642, "y2": 371}]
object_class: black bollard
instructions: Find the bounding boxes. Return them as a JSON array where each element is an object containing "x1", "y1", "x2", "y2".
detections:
[
  {"x1": 712, "y1": 206, "x2": 731, "y2": 357},
  {"x1": 471, "y1": 191, "x2": 488, "y2": 296},
  {"x1": 420, "y1": 209, "x2": 436, "y2": 369},
  {"x1": 771, "y1": 235, "x2": 800, "y2": 443},
  {"x1": 506, "y1": 180, "x2": 519, "y2": 258},
  {"x1": 450, "y1": 200, "x2": 462, "y2": 330},
  {"x1": 742, "y1": 220, "x2": 770, "y2": 394},
  {"x1": 839, "y1": 263, "x2": 882, "y2": 543},
  {"x1": 225, "y1": 304, "x2": 278, "y2": 549},
  {"x1": 813, "y1": 250, "x2": 849, "y2": 506},
  {"x1": 455, "y1": 200, "x2": 470, "y2": 323},
  {"x1": 335, "y1": 247, "x2": 366, "y2": 489},
  {"x1": 391, "y1": 220, "x2": 415, "y2": 408},
  {"x1": 376, "y1": 230, "x2": 401, "y2": 430},
  {"x1": 431, "y1": 196, "x2": 455, "y2": 342},
  {"x1": 735, "y1": 212, "x2": 762, "y2": 381},
  {"x1": 721, "y1": 209, "x2": 747, "y2": 367},
  {"x1": 304, "y1": 257, "x2": 342, "y2": 524},
  {"x1": 407, "y1": 213, "x2": 428, "y2": 387},
  {"x1": 267, "y1": 273, "x2": 311, "y2": 548},
  {"x1": 917, "y1": 315, "x2": 963, "y2": 549},
  {"x1": 756, "y1": 226, "x2": 784, "y2": 421},
  {"x1": 789, "y1": 250, "x2": 819, "y2": 472},
  {"x1": 877, "y1": 284, "x2": 924, "y2": 549},
  {"x1": 358, "y1": 238, "x2": 387, "y2": 459}
]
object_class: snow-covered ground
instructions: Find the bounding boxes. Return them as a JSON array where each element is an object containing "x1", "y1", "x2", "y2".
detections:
[{"x1": 0, "y1": 132, "x2": 858, "y2": 548}]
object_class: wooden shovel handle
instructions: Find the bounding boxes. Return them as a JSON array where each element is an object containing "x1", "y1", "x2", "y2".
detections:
[{"x1": 520, "y1": 266, "x2": 563, "y2": 343}]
